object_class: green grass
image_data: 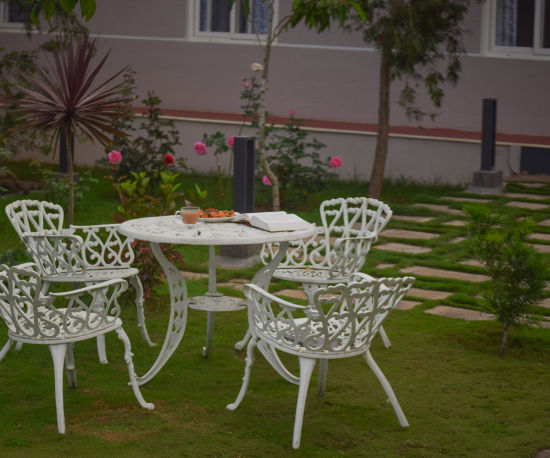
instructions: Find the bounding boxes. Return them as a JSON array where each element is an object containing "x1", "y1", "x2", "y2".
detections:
[{"x1": 0, "y1": 163, "x2": 549, "y2": 456}]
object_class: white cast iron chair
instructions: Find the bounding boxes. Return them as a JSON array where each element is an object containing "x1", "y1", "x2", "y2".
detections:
[
  {"x1": 227, "y1": 274, "x2": 414, "y2": 449},
  {"x1": 261, "y1": 197, "x2": 393, "y2": 347},
  {"x1": 0, "y1": 263, "x2": 154, "y2": 434},
  {"x1": 5, "y1": 199, "x2": 155, "y2": 361}
]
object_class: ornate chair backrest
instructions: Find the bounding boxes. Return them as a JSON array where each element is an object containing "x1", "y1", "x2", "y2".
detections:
[
  {"x1": 5, "y1": 200, "x2": 64, "y2": 241},
  {"x1": 70, "y1": 224, "x2": 135, "y2": 268},
  {"x1": 261, "y1": 197, "x2": 392, "y2": 276},
  {"x1": 0, "y1": 263, "x2": 43, "y2": 338},
  {"x1": 0, "y1": 263, "x2": 124, "y2": 340},
  {"x1": 245, "y1": 276, "x2": 413, "y2": 357}
]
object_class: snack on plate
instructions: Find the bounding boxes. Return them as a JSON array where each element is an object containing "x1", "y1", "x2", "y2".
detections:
[{"x1": 200, "y1": 208, "x2": 236, "y2": 218}]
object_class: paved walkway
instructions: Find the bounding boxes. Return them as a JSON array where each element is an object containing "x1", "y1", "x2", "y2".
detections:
[{"x1": 181, "y1": 176, "x2": 550, "y2": 324}]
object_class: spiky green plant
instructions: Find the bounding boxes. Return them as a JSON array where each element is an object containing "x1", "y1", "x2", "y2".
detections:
[{"x1": 15, "y1": 33, "x2": 130, "y2": 224}]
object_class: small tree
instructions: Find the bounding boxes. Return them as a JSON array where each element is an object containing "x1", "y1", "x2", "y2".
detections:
[
  {"x1": 290, "y1": 0, "x2": 473, "y2": 198},
  {"x1": 465, "y1": 204, "x2": 548, "y2": 357},
  {"x1": 15, "y1": 34, "x2": 130, "y2": 224}
]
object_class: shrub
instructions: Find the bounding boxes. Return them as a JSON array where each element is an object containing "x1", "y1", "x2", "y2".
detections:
[{"x1": 465, "y1": 204, "x2": 548, "y2": 356}]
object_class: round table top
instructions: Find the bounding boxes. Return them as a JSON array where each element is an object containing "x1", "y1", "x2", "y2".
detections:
[{"x1": 118, "y1": 215, "x2": 317, "y2": 245}]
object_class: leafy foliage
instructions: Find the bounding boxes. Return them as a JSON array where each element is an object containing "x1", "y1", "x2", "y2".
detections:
[
  {"x1": 465, "y1": 204, "x2": 548, "y2": 356},
  {"x1": 104, "y1": 76, "x2": 185, "y2": 182},
  {"x1": 112, "y1": 170, "x2": 185, "y2": 297}
]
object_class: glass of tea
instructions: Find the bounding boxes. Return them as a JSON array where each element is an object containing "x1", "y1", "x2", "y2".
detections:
[{"x1": 178, "y1": 206, "x2": 200, "y2": 228}]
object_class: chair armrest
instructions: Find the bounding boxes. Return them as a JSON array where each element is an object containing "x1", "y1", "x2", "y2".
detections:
[
  {"x1": 22, "y1": 232, "x2": 87, "y2": 277},
  {"x1": 244, "y1": 283, "x2": 309, "y2": 311},
  {"x1": 49, "y1": 278, "x2": 128, "y2": 299}
]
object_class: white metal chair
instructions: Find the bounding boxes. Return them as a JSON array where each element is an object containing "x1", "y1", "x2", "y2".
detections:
[
  {"x1": 261, "y1": 197, "x2": 393, "y2": 346},
  {"x1": 227, "y1": 274, "x2": 414, "y2": 449},
  {"x1": 5, "y1": 199, "x2": 155, "y2": 360},
  {"x1": 0, "y1": 263, "x2": 154, "y2": 434}
]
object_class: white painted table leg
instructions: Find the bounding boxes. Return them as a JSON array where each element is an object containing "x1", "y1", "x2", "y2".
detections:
[
  {"x1": 136, "y1": 242, "x2": 188, "y2": 386},
  {"x1": 201, "y1": 245, "x2": 220, "y2": 358}
]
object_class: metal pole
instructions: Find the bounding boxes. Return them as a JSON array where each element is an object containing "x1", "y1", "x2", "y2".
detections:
[{"x1": 233, "y1": 136, "x2": 255, "y2": 213}]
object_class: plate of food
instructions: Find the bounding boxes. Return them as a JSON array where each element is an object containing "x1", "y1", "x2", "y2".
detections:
[{"x1": 199, "y1": 208, "x2": 241, "y2": 222}]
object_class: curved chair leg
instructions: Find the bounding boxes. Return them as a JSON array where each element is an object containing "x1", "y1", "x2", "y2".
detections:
[
  {"x1": 364, "y1": 350, "x2": 408, "y2": 427},
  {"x1": 49, "y1": 344, "x2": 68, "y2": 434},
  {"x1": 227, "y1": 336, "x2": 257, "y2": 411},
  {"x1": 129, "y1": 275, "x2": 156, "y2": 347},
  {"x1": 96, "y1": 334, "x2": 108, "y2": 364},
  {"x1": 293, "y1": 357, "x2": 316, "y2": 449},
  {"x1": 115, "y1": 327, "x2": 154, "y2": 410},
  {"x1": 65, "y1": 343, "x2": 77, "y2": 389},
  {"x1": 15, "y1": 341, "x2": 23, "y2": 351},
  {"x1": 0, "y1": 339, "x2": 14, "y2": 362},
  {"x1": 379, "y1": 325, "x2": 391, "y2": 348},
  {"x1": 317, "y1": 359, "x2": 328, "y2": 396}
]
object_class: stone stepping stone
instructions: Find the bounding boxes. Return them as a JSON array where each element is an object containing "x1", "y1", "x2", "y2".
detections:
[
  {"x1": 505, "y1": 201, "x2": 549, "y2": 210},
  {"x1": 450, "y1": 237, "x2": 466, "y2": 244},
  {"x1": 181, "y1": 271, "x2": 209, "y2": 280},
  {"x1": 515, "y1": 182, "x2": 545, "y2": 188},
  {"x1": 381, "y1": 229, "x2": 440, "y2": 240},
  {"x1": 216, "y1": 282, "x2": 244, "y2": 291},
  {"x1": 374, "y1": 263, "x2": 396, "y2": 270},
  {"x1": 503, "y1": 192, "x2": 549, "y2": 201},
  {"x1": 406, "y1": 288, "x2": 452, "y2": 300},
  {"x1": 401, "y1": 266, "x2": 489, "y2": 283},
  {"x1": 538, "y1": 298, "x2": 550, "y2": 309},
  {"x1": 441, "y1": 196, "x2": 490, "y2": 203},
  {"x1": 527, "y1": 233, "x2": 550, "y2": 242},
  {"x1": 530, "y1": 243, "x2": 550, "y2": 253},
  {"x1": 425, "y1": 305, "x2": 494, "y2": 321},
  {"x1": 392, "y1": 215, "x2": 434, "y2": 223},
  {"x1": 397, "y1": 300, "x2": 422, "y2": 310},
  {"x1": 538, "y1": 219, "x2": 550, "y2": 227},
  {"x1": 412, "y1": 203, "x2": 464, "y2": 215},
  {"x1": 275, "y1": 289, "x2": 307, "y2": 300},
  {"x1": 443, "y1": 220, "x2": 467, "y2": 227},
  {"x1": 459, "y1": 259, "x2": 484, "y2": 268},
  {"x1": 375, "y1": 243, "x2": 432, "y2": 254}
]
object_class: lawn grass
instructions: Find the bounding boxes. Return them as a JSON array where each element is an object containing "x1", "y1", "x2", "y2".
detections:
[{"x1": 0, "y1": 162, "x2": 549, "y2": 456}]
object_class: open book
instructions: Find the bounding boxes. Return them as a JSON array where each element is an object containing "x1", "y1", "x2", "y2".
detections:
[{"x1": 237, "y1": 211, "x2": 312, "y2": 232}]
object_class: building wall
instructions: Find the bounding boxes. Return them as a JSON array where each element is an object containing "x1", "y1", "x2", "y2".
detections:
[{"x1": 1, "y1": 1, "x2": 548, "y2": 183}]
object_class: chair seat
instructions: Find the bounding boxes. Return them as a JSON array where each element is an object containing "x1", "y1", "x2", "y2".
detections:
[
  {"x1": 273, "y1": 267, "x2": 349, "y2": 284},
  {"x1": 44, "y1": 267, "x2": 139, "y2": 283},
  {"x1": 11, "y1": 307, "x2": 122, "y2": 345}
]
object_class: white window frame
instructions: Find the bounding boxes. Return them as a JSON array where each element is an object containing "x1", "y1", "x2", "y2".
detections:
[
  {"x1": 187, "y1": 0, "x2": 274, "y2": 43},
  {"x1": 482, "y1": 0, "x2": 550, "y2": 60},
  {"x1": 0, "y1": 0, "x2": 30, "y2": 29}
]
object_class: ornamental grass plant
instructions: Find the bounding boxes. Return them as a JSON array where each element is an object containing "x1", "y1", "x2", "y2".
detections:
[{"x1": 0, "y1": 164, "x2": 549, "y2": 456}]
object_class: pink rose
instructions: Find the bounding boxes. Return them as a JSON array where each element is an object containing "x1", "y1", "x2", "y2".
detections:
[
  {"x1": 227, "y1": 136, "x2": 235, "y2": 147},
  {"x1": 194, "y1": 141, "x2": 207, "y2": 155},
  {"x1": 289, "y1": 109, "x2": 296, "y2": 116},
  {"x1": 244, "y1": 81, "x2": 250, "y2": 88},
  {"x1": 108, "y1": 150, "x2": 122, "y2": 164},
  {"x1": 262, "y1": 175, "x2": 272, "y2": 186},
  {"x1": 164, "y1": 153, "x2": 175, "y2": 165},
  {"x1": 329, "y1": 156, "x2": 342, "y2": 168}
]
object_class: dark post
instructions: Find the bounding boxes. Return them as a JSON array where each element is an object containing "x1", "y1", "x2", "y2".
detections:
[
  {"x1": 217, "y1": 136, "x2": 259, "y2": 267},
  {"x1": 481, "y1": 98, "x2": 497, "y2": 171},
  {"x1": 233, "y1": 136, "x2": 255, "y2": 213}
]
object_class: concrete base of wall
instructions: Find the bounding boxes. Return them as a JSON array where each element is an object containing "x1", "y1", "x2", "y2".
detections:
[
  {"x1": 467, "y1": 169, "x2": 504, "y2": 194},
  {"x1": 217, "y1": 245, "x2": 262, "y2": 269}
]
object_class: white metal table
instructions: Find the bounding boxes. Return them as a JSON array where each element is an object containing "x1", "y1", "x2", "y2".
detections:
[{"x1": 118, "y1": 215, "x2": 316, "y2": 385}]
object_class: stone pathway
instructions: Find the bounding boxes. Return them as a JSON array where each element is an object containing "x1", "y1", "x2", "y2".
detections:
[
  {"x1": 443, "y1": 220, "x2": 467, "y2": 227},
  {"x1": 441, "y1": 196, "x2": 491, "y2": 203},
  {"x1": 425, "y1": 305, "x2": 495, "y2": 321},
  {"x1": 412, "y1": 203, "x2": 464, "y2": 216},
  {"x1": 392, "y1": 215, "x2": 434, "y2": 223},
  {"x1": 406, "y1": 288, "x2": 453, "y2": 300},
  {"x1": 381, "y1": 228, "x2": 439, "y2": 240},
  {"x1": 503, "y1": 192, "x2": 549, "y2": 201},
  {"x1": 528, "y1": 233, "x2": 550, "y2": 242},
  {"x1": 375, "y1": 243, "x2": 432, "y2": 254},
  {"x1": 505, "y1": 201, "x2": 549, "y2": 210},
  {"x1": 401, "y1": 265, "x2": 490, "y2": 283}
]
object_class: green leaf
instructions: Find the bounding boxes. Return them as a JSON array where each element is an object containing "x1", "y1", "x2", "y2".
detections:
[
  {"x1": 30, "y1": 0, "x2": 45, "y2": 24},
  {"x1": 59, "y1": 0, "x2": 78, "y2": 14},
  {"x1": 44, "y1": 0, "x2": 56, "y2": 19},
  {"x1": 80, "y1": 0, "x2": 96, "y2": 21}
]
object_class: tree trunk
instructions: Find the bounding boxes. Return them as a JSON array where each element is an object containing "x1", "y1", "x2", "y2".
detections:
[
  {"x1": 66, "y1": 129, "x2": 75, "y2": 226},
  {"x1": 499, "y1": 320, "x2": 509, "y2": 357},
  {"x1": 368, "y1": 50, "x2": 391, "y2": 199},
  {"x1": 257, "y1": 1, "x2": 280, "y2": 211}
]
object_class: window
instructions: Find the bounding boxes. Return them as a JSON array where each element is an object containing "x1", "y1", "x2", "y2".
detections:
[
  {"x1": 1, "y1": 0, "x2": 31, "y2": 25},
  {"x1": 487, "y1": 0, "x2": 550, "y2": 56},
  {"x1": 195, "y1": 0, "x2": 271, "y2": 39}
]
